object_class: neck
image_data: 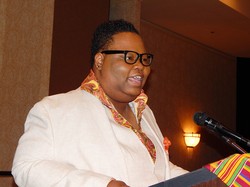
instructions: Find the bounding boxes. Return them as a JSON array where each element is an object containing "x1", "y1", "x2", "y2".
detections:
[
  {"x1": 113, "y1": 102, "x2": 140, "y2": 130},
  {"x1": 112, "y1": 101, "x2": 129, "y2": 116}
]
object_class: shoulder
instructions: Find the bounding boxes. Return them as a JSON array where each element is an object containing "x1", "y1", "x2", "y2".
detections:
[{"x1": 33, "y1": 88, "x2": 100, "y2": 112}]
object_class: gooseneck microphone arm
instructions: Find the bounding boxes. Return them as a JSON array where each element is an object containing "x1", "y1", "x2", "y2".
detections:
[
  {"x1": 193, "y1": 112, "x2": 250, "y2": 153},
  {"x1": 221, "y1": 136, "x2": 247, "y2": 153}
]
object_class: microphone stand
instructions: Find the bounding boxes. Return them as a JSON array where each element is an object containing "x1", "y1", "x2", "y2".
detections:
[
  {"x1": 205, "y1": 127, "x2": 248, "y2": 153},
  {"x1": 221, "y1": 135, "x2": 247, "y2": 154}
]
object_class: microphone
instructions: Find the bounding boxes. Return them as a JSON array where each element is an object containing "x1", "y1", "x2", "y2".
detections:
[{"x1": 193, "y1": 112, "x2": 250, "y2": 147}]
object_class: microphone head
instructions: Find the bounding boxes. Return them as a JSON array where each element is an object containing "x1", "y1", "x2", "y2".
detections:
[{"x1": 193, "y1": 112, "x2": 207, "y2": 126}]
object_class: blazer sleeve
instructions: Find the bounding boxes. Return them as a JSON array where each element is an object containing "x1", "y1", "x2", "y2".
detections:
[
  {"x1": 11, "y1": 100, "x2": 113, "y2": 187},
  {"x1": 169, "y1": 162, "x2": 189, "y2": 178}
]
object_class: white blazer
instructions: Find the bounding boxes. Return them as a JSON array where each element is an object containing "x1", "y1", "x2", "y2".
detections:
[{"x1": 12, "y1": 88, "x2": 188, "y2": 187}]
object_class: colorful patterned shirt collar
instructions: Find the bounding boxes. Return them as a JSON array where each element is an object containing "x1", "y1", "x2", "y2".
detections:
[
  {"x1": 80, "y1": 70, "x2": 156, "y2": 162},
  {"x1": 80, "y1": 69, "x2": 148, "y2": 126}
]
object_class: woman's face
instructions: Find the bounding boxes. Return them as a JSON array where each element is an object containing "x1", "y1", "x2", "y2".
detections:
[{"x1": 94, "y1": 32, "x2": 151, "y2": 103}]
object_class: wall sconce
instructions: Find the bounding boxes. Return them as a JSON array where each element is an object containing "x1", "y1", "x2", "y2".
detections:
[{"x1": 184, "y1": 132, "x2": 201, "y2": 148}]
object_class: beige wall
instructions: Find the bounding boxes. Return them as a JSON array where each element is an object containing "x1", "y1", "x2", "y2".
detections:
[
  {"x1": 0, "y1": 1, "x2": 54, "y2": 186},
  {"x1": 109, "y1": 0, "x2": 141, "y2": 31}
]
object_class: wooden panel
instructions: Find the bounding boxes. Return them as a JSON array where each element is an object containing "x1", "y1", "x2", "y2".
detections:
[
  {"x1": 141, "y1": 20, "x2": 237, "y2": 171},
  {"x1": 49, "y1": 0, "x2": 110, "y2": 95}
]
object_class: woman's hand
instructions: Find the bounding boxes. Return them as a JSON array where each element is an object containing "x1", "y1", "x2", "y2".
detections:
[{"x1": 107, "y1": 179, "x2": 130, "y2": 187}]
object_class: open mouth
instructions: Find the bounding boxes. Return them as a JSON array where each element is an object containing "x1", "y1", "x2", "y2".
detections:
[{"x1": 128, "y1": 75, "x2": 143, "y2": 86}]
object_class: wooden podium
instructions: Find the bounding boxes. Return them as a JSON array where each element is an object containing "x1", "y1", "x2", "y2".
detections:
[{"x1": 150, "y1": 168, "x2": 227, "y2": 187}]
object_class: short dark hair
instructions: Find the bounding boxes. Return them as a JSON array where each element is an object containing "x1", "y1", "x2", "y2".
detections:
[{"x1": 90, "y1": 19, "x2": 140, "y2": 67}]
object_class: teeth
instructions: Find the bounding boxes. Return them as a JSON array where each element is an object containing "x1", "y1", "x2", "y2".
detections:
[{"x1": 133, "y1": 76, "x2": 142, "y2": 80}]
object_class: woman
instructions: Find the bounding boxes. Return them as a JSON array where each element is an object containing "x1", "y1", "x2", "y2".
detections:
[{"x1": 12, "y1": 19, "x2": 188, "y2": 187}]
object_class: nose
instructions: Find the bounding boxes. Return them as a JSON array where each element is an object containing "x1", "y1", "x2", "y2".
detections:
[{"x1": 134, "y1": 57, "x2": 144, "y2": 69}]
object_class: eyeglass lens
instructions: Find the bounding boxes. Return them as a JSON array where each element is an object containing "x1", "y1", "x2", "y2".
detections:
[{"x1": 125, "y1": 51, "x2": 152, "y2": 66}]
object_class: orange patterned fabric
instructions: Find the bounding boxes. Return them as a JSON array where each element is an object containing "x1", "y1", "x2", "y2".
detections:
[
  {"x1": 204, "y1": 153, "x2": 250, "y2": 186},
  {"x1": 163, "y1": 136, "x2": 171, "y2": 152},
  {"x1": 80, "y1": 70, "x2": 156, "y2": 162}
]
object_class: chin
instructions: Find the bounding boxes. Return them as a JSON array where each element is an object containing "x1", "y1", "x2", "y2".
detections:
[{"x1": 129, "y1": 91, "x2": 141, "y2": 98}]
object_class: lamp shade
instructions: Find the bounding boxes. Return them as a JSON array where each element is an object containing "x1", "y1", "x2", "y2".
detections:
[{"x1": 184, "y1": 132, "x2": 201, "y2": 147}]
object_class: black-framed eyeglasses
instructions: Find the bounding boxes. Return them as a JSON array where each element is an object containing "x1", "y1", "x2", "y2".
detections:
[{"x1": 101, "y1": 50, "x2": 153, "y2": 66}]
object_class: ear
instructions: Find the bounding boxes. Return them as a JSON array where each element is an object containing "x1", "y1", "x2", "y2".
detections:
[{"x1": 94, "y1": 53, "x2": 104, "y2": 70}]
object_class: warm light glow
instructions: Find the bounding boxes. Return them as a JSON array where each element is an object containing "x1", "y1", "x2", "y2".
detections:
[
  {"x1": 219, "y1": 0, "x2": 250, "y2": 19},
  {"x1": 184, "y1": 132, "x2": 201, "y2": 148}
]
